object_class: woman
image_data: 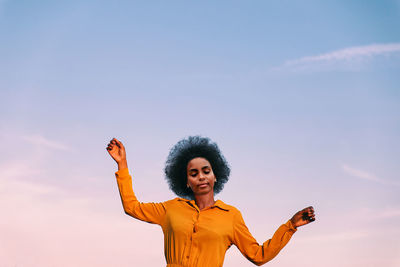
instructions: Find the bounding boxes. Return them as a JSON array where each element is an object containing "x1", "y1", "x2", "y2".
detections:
[{"x1": 107, "y1": 136, "x2": 315, "y2": 267}]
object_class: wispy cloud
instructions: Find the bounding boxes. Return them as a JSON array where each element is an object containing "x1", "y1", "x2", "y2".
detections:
[
  {"x1": 0, "y1": 168, "x2": 59, "y2": 195},
  {"x1": 21, "y1": 134, "x2": 71, "y2": 151},
  {"x1": 362, "y1": 207, "x2": 400, "y2": 220},
  {"x1": 0, "y1": 173, "x2": 166, "y2": 267},
  {"x1": 275, "y1": 43, "x2": 400, "y2": 72},
  {"x1": 341, "y1": 164, "x2": 400, "y2": 186},
  {"x1": 0, "y1": 161, "x2": 41, "y2": 179},
  {"x1": 288, "y1": 43, "x2": 400, "y2": 64},
  {"x1": 378, "y1": 207, "x2": 400, "y2": 219},
  {"x1": 296, "y1": 230, "x2": 368, "y2": 244}
]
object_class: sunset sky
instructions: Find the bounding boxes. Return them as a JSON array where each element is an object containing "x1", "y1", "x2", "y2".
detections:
[{"x1": 1, "y1": 1, "x2": 400, "y2": 266}]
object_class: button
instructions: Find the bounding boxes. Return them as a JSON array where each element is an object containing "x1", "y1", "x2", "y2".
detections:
[{"x1": 186, "y1": 256, "x2": 189, "y2": 259}]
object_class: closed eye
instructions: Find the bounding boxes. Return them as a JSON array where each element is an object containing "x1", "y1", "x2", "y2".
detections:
[
  {"x1": 202, "y1": 166, "x2": 211, "y2": 174},
  {"x1": 189, "y1": 170, "x2": 198, "y2": 177}
]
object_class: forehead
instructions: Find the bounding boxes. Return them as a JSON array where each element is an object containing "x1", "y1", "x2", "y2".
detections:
[{"x1": 187, "y1": 157, "x2": 211, "y2": 170}]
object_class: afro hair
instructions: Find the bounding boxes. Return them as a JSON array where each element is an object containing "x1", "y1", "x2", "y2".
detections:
[{"x1": 164, "y1": 136, "x2": 230, "y2": 199}]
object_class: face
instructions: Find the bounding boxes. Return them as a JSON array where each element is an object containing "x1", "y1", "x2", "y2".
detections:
[{"x1": 187, "y1": 157, "x2": 216, "y2": 196}]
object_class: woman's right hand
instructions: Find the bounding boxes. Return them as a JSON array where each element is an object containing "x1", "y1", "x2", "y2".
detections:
[{"x1": 106, "y1": 138, "x2": 128, "y2": 169}]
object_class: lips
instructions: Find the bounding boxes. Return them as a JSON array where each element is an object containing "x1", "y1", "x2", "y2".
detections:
[{"x1": 198, "y1": 183, "x2": 209, "y2": 188}]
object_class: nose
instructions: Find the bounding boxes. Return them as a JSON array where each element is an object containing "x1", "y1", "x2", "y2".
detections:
[{"x1": 199, "y1": 173, "x2": 206, "y2": 180}]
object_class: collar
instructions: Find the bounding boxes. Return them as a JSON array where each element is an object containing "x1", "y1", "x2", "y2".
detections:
[
  {"x1": 177, "y1": 198, "x2": 230, "y2": 212},
  {"x1": 213, "y1": 200, "x2": 230, "y2": 211}
]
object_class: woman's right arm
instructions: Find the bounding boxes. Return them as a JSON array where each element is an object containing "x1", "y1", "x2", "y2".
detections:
[{"x1": 107, "y1": 138, "x2": 166, "y2": 225}]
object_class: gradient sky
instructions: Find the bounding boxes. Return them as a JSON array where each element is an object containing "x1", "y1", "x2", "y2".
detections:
[{"x1": 1, "y1": 1, "x2": 400, "y2": 266}]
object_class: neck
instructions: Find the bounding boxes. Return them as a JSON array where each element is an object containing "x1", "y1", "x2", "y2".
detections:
[{"x1": 194, "y1": 192, "x2": 215, "y2": 210}]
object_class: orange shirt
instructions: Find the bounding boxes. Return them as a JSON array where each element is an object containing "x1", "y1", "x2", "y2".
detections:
[{"x1": 116, "y1": 168, "x2": 297, "y2": 267}]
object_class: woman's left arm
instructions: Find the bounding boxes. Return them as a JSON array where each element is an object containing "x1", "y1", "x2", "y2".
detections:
[{"x1": 232, "y1": 207, "x2": 315, "y2": 266}]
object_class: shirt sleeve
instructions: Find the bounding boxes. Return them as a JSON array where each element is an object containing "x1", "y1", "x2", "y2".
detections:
[
  {"x1": 115, "y1": 168, "x2": 166, "y2": 225},
  {"x1": 232, "y1": 210, "x2": 297, "y2": 266}
]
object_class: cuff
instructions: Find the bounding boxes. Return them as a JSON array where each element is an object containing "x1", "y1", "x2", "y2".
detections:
[
  {"x1": 286, "y1": 220, "x2": 297, "y2": 233},
  {"x1": 115, "y1": 168, "x2": 130, "y2": 179}
]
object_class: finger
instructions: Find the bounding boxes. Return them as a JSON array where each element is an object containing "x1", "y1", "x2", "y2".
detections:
[
  {"x1": 307, "y1": 207, "x2": 314, "y2": 215},
  {"x1": 110, "y1": 138, "x2": 119, "y2": 146},
  {"x1": 301, "y1": 210, "x2": 315, "y2": 222},
  {"x1": 301, "y1": 212, "x2": 309, "y2": 221},
  {"x1": 114, "y1": 138, "x2": 122, "y2": 145},
  {"x1": 114, "y1": 139, "x2": 124, "y2": 149},
  {"x1": 302, "y1": 207, "x2": 310, "y2": 213}
]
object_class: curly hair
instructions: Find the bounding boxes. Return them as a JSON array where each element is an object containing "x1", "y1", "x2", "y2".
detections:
[{"x1": 164, "y1": 136, "x2": 230, "y2": 199}]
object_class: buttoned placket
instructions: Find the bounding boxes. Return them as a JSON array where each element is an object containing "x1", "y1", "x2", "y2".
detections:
[
  {"x1": 178, "y1": 199, "x2": 230, "y2": 266},
  {"x1": 183, "y1": 201, "x2": 215, "y2": 265},
  {"x1": 182, "y1": 201, "x2": 197, "y2": 264}
]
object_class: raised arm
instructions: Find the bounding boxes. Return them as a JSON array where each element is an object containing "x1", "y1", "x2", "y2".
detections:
[
  {"x1": 232, "y1": 211, "x2": 296, "y2": 266},
  {"x1": 107, "y1": 138, "x2": 166, "y2": 225},
  {"x1": 233, "y1": 207, "x2": 315, "y2": 266}
]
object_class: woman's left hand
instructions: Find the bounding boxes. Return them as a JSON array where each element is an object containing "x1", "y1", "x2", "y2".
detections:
[{"x1": 290, "y1": 206, "x2": 315, "y2": 228}]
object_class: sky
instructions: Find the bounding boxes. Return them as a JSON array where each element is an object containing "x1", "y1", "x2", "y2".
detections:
[{"x1": 1, "y1": 0, "x2": 399, "y2": 266}]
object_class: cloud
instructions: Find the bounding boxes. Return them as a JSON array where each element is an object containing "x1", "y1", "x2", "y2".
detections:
[
  {"x1": 0, "y1": 161, "x2": 41, "y2": 179},
  {"x1": 0, "y1": 171, "x2": 60, "y2": 197},
  {"x1": 378, "y1": 207, "x2": 400, "y2": 219},
  {"x1": 362, "y1": 207, "x2": 400, "y2": 220},
  {"x1": 21, "y1": 134, "x2": 72, "y2": 151},
  {"x1": 288, "y1": 43, "x2": 400, "y2": 64},
  {"x1": 341, "y1": 164, "x2": 400, "y2": 186},
  {"x1": 0, "y1": 172, "x2": 166, "y2": 267},
  {"x1": 275, "y1": 43, "x2": 400, "y2": 72},
  {"x1": 296, "y1": 230, "x2": 368, "y2": 244}
]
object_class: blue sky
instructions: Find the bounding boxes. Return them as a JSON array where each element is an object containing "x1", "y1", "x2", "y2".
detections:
[{"x1": 1, "y1": 1, "x2": 400, "y2": 266}]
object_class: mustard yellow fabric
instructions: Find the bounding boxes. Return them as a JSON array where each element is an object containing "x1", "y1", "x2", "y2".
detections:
[{"x1": 116, "y1": 168, "x2": 297, "y2": 267}]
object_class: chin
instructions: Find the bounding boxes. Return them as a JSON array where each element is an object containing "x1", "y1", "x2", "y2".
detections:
[{"x1": 195, "y1": 188, "x2": 213, "y2": 195}]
